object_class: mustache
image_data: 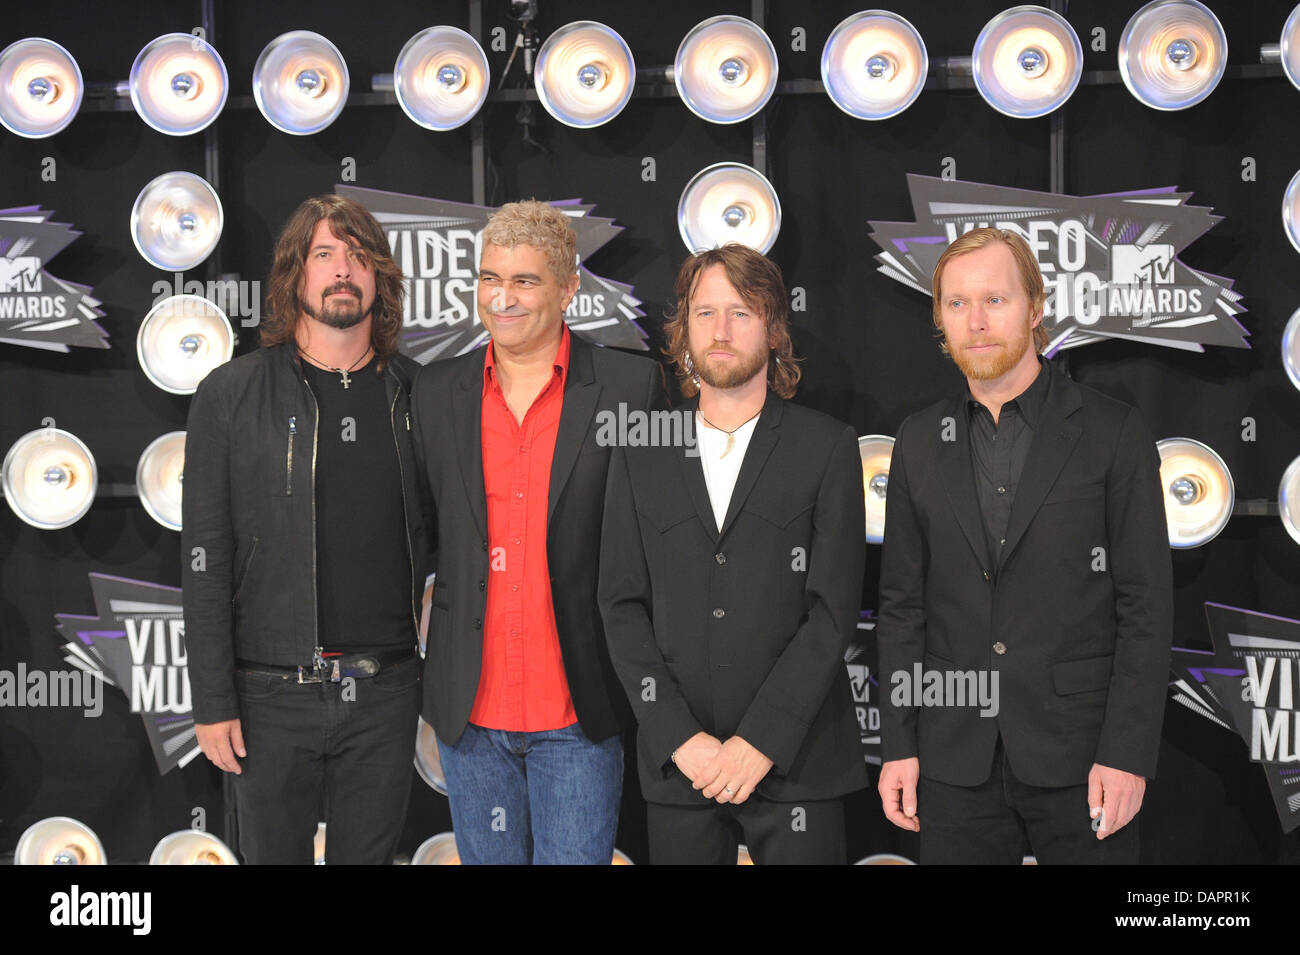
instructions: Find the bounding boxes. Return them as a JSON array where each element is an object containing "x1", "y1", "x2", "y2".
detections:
[
  {"x1": 488, "y1": 307, "x2": 528, "y2": 317},
  {"x1": 323, "y1": 282, "x2": 362, "y2": 299}
]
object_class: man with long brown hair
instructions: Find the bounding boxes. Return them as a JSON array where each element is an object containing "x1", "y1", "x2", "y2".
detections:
[
  {"x1": 183, "y1": 194, "x2": 429, "y2": 863},
  {"x1": 600, "y1": 244, "x2": 867, "y2": 863}
]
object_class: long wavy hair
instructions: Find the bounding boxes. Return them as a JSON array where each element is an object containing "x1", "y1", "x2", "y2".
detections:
[
  {"x1": 663, "y1": 244, "x2": 801, "y2": 399},
  {"x1": 259, "y1": 194, "x2": 406, "y2": 368}
]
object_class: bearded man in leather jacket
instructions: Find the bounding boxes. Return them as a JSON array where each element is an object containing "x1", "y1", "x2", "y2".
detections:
[{"x1": 182, "y1": 194, "x2": 430, "y2": 864}]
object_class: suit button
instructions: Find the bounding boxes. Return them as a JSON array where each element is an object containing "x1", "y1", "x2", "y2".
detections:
[
  {"x1": 993, "y1": 642, "x2": 1007, "y2": 655},
  {"x1": 473, "y1": 618, "x2": 482, "y2": 630},
  {"x1": 478, "y1": 580, "x2": 485, "y2": 591},
  {"x1": 715, "y1": 553, "x2": 727, "y2": 565},
  {"x1": 481, "y1": 540, "x2": 488, "y2": 551},
  {"x1": 712, "y1": 608, "x2": 725, "y2": 619}
]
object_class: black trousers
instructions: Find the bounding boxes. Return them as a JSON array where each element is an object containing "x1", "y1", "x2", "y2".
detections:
[
  {"x1": 918, "y1": 737, "x2": 1139, "y2": 865},
  {"x1": 231, "y1": 655, "x2": 420, "y2": 864},
  {"x1": 647, "y1": 797, "x2": 846, "y2": 865}
]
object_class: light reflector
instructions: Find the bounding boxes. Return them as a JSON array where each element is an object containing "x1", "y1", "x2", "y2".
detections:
[
  {"x1": 3, "y1": 428, "x2": 97, "y2": 530},
  {"x1": 149, "y1": 830, "x2": 238, "y2": 865},
  {"x1": 678, "y1": 162, "x2": 781, "y2": 254},
  {"x1": 1284, "y1": 306, "x2": 1300, "y2": 392},
  {"x1": 136, "y1": 432, "x2": 186, "y2": 532},
  {"x1": 1119, "y1": 0, "x2": 1227, "y2": 110},
  {"x1": 129, "y1": 33, "x2": 228, "y2": 135},
  {"x1": 858, "y1": 434, "x2": 895, "y2": 544},
  {"x1": 0, "y1": 38, "x2": 82, "y2": 138},
  {"x1": 1281, "y1": 454, "x2": 1300, "y2": 547},
  {"x1": 534, "y1": 21, "x2": 635, "y2": 128},
  {"x1": 254, "y1": 31, "x2": 349, "y2": 135},
  {"x1": 131, "y1": 172, "x2": 223, "y2": 272},
  {"x1": 412, "y1": 832, "x2": 461, "y2": 865},
  {"x1": 136, "y1": 294, "x2": 233, "y2": 394},
  {"x1": 394, "y1": 26, "x2": 489, "y2": 131},
  {"x1": 414, "y1": 716, "x2": 448, "y2": 795},
  {"x1": 1281, "y1": 4, "x2": 1300, "y2": 91},
  {"x1": 15, "y1": 817, "x2": 105, "y2": 865},
  {"x1": 973, "y1": 5, "x2": 1082, "y2": 118},
  {"x1": 821, "y1": 10, "x2": 927, "y2": 120},
  {"x1": 674, "y1": 15, "x2": 778, "y2": 124},
  {"x1": 1157, "y1": 437, "x2": 1234, "y2": 547}
]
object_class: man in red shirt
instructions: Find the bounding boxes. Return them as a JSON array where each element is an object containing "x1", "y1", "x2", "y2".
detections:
[{"x1": 411, "y1": 200, "x2": 663, "y2": 863}]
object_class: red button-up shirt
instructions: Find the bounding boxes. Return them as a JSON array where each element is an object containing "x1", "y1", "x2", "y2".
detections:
[{"x1": 470, "y1": 327, "x2": 578, "y2": 731}]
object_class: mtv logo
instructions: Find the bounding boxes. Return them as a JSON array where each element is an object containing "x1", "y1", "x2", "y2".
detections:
[
  {"x1": 0, "y1": 256, "x2": 42, "y2": 293},
  {"x1": 1111, "y1": 244, "x2": 1175, "y2": 285},
  {"x1": 846, "y1": 663, "x2": 872, "y2": 704}
]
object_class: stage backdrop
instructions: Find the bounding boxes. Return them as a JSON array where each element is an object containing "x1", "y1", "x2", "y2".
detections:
[{"x1": 2, "y1": 0, "x2": 1299, "y2": 864}]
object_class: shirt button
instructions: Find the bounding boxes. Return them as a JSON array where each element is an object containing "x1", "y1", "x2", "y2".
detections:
[
  {"x1": 513, "y1": 538, "x2": 520, "y2": 545},
  {"x1": 712, "y1": 608, "x2": 726, "y2": 619},
  {"x1": 511, "y1": 584, "x2": 519, "y2": 592},
  {"x1": 715, "y1": 553, "x2": 727, "y2": 565},
  {"x1": 511, "y1": 629, "x2": 518, "y2": 637},
  {"x1": 993, "y1": 642, "x2": 1007, "y2": 655},
  {"x1": 997, "y1": 486, "x2": 1006, "y2": 494},
  {"x1": 514, "y1": 491, "x2": 523, "y2": 498}
]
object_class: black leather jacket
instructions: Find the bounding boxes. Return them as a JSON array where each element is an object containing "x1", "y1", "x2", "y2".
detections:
[{"x1": 181, "y1": 343, "x2": 430, "y2": 724}]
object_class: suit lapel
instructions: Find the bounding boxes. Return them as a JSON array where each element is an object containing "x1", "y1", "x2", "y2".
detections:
[
  {"x1": 548, "y1": 336, "x2": 599, "y2": 526},
  {"x1": 452, "y1": 353, "x2": 488, "y2": 541},
  {"x1": 676, "y1": 399, "x2": 719, "y2": 543},
  {"x1": 938, "y1": 396, "x2": 992, "y2": 570},
  {"x1": 717, "y1": 392, "x2": 783, "y2": 541},
  {"x1": 998, "y1": 367, "x2": 1083, "y2": 569}
]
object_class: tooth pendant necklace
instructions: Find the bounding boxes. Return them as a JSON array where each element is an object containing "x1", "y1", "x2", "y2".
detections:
[{"x1": 696, "y1": 409, "x2": 760, "y2": 458}]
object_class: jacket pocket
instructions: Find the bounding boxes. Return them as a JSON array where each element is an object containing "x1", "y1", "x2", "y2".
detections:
[
  {"x1": 232, "y1": 536, "x2": 259, "y2": 602},
  {"x1": 1051, "y1": 654, "x2": 1113, "y2": 695}
]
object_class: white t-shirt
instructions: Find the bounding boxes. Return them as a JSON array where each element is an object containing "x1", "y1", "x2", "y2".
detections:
[{"x1": 696, "y1": 411, "x2": 760, "y2": 534}]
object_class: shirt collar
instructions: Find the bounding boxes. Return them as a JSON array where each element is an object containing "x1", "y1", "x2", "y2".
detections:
[
  {"x1": 966, "y1": 356, "x2": 1050, "y2": 428},
  {"x1": 483, "y1": 323, "x2": 571, "y2": 397}
]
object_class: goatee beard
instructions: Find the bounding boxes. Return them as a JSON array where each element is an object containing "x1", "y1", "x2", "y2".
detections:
[{"x1": 303, "y1": 283, "x2": 368, "y2": 330}]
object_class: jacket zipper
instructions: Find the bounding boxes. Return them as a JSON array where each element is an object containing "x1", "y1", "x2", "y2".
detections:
[
  {"x1": 300, "y1": 375, "x2": 322, "y2": 661},
  {"x1": 286, "y1": 416, "x2": 296, "y2": 495},
  {"x1": 389, "y1": 372, "x2": 421, "y2": 644}
]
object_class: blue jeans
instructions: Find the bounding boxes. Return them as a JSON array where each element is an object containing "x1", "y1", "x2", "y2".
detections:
[{"x1": 437, "y1": 722, "x2": 623, "y2": 864}]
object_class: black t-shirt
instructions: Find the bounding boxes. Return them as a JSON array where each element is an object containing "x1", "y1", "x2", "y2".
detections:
[{"x1": 301, "y1": 357, "x2": 413, "y2": 652}]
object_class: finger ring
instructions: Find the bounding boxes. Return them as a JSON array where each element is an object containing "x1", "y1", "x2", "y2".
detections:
[{"x1": 724, "y1": 787, "x2": 735, "y2": 795}]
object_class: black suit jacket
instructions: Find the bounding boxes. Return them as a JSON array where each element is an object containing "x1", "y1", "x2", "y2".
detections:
[
  {"x1": 876, "y1": 360, "x2": 1172, "y2": 788},
  {"x1": 600, "y1": 392, "x2": 869, "y2": 805},
  {"x1": 411, "y1": 333, "x2": 663, "y2": 745}
]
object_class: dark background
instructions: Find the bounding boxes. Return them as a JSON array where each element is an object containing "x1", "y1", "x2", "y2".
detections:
[{"x1": 2, "y1": 0, "x2": 1298, "y2": 864}]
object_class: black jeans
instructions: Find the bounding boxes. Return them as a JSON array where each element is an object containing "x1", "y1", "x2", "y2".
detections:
[
  {"x1": 918, "y1": 737, "x2": 1139, "y2": 864},
  {"x1": 231, "y1": 655, "x2": 419, "y2": 864}
]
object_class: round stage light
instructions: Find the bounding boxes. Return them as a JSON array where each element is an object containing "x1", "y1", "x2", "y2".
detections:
[
  {"x1": 821, "y1": 10, "x2": 927, "y2": 121},
  {"x1": 254, "y1": 31, "x2": 349, "y2": 135},
  {"x1": 149, "y1": 830, "x2": 238, "y2": 865},
  {"x1": 1283, "y1": 306, "x2": 1300, "y2": 392},
  {"x1": 675, "y1": 15, "x2": 778, "y2": 124},
  {"x1": 136, "y1": 432, "x2": 185, "y2": 532},
  {"x1": 136, "y1": 294, "x2": 233, "y2": 394},
  {"x1": 1280, "y1": 454, "x2": 1300, "y2": 547},
  {"x1": 131, "y1": 172, "x2": 223, "y2": 272},
  {"x1": 0, "y1": 38, "x2": 83, "y2": 138},
  {"x1": 3, "y1": 428, "x2": 97, "y2": 530},
  {"x1": 15, "y1": 817, "x2": 105, "y2": 865},
  {"x1": 394, "y1": 26, "x2": 489, "y2": 131},
  {"x1": 973, "y1": 5, "x2": 1082, "y2": 118},
  {"x1": 534, "y1": 21, "x2": 635, "y2": 128},
  {"x1": 129, "y1": 33, "x2": 228, "y2": 135},
  {"x1": 858, "y1": 434, "x2": 896, "y2": 544},
  {"x1": 414, "y1": 716, "x2": 448, "y2": 795},
  {"x1": 1157, "y1": 437, "x2": 1234, "y2": 548},
  {"x1": 1119, "y1": 0, "x2": 1226, "y2": 110},
  {"x1": 678, "y1": 162, "x2": 781, "y2": 254},
  {"x1": 412, "y1": 832, "x2": 461, "y2": 865}
]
